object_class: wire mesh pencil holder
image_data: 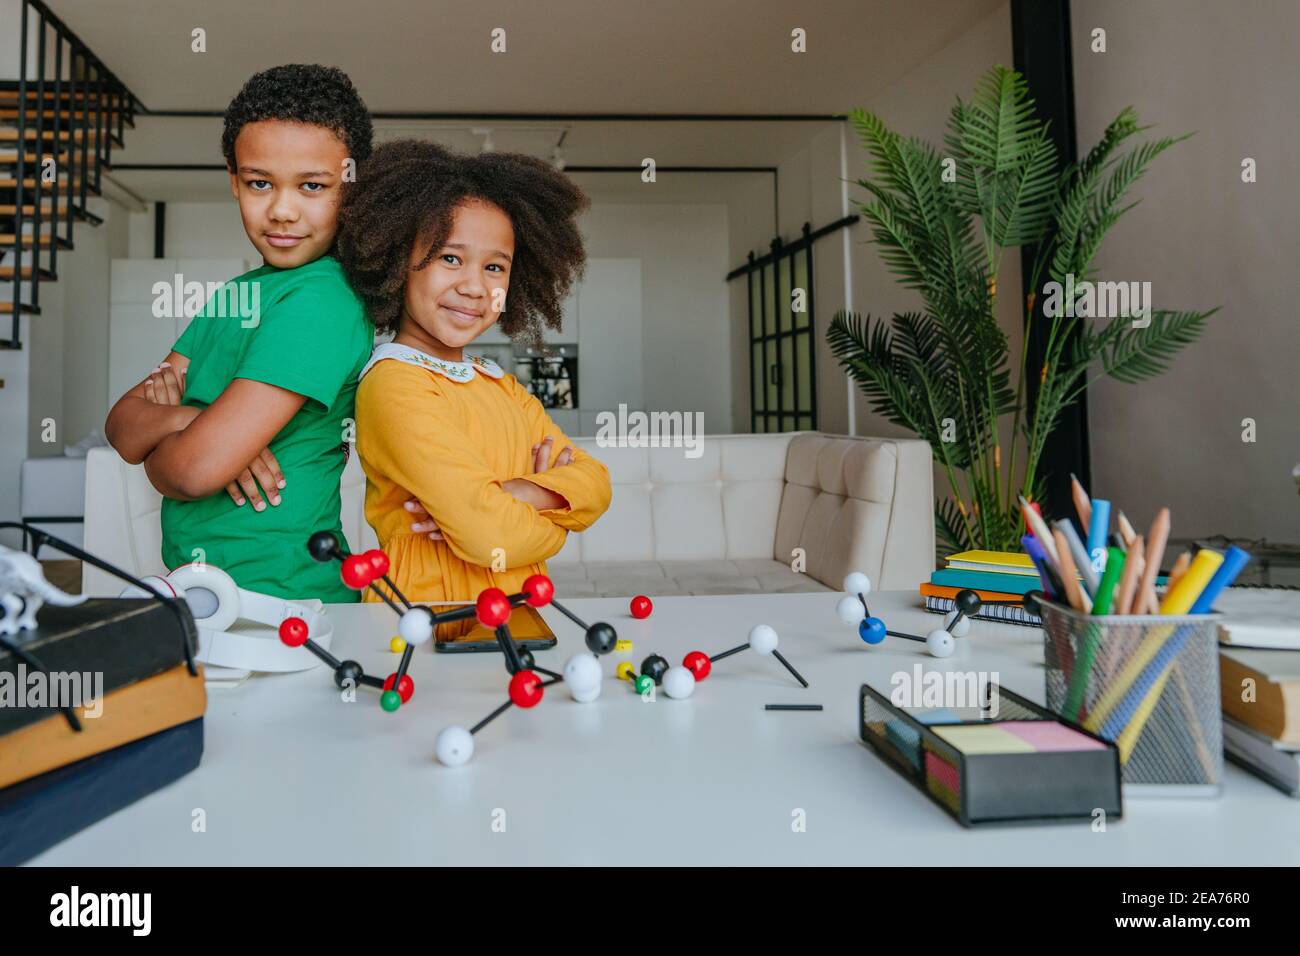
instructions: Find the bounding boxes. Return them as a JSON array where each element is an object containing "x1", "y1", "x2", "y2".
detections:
[{"x1": 1038, "y1": 600, "x2": 1223, "y2": 796}]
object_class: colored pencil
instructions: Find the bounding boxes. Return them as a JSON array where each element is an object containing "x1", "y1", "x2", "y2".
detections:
[
  {"x1": 1164, "y1": 551, "x2": 1193, "y2": 599},
  {"x1": 1019, "y1": 495, "x2": 1060, "y2": 565},
  {"x1": 1051, "y1": 528, "x2": 1092, "y2": 614},
  {"x1": 1136, "y1": 508, "x2": 1170, "y2": 615},
  {"x1": 1117, "y1": 510, "x2": 1138, "y2": 549},
  {"x1": 1115, "y1": 535, "x2": 1145, "y2": 615},
  {"x1": 1070, "y1": 473, "x2": 1092, "y2": 529}
]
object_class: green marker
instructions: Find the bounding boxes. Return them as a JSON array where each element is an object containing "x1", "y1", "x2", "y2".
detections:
[
  {"x1": 1063, "y1": 546, "x2": 1127, "y2": 720},
  {"x1": 1090, "y1": 546, "x2": 1127, "y2": 616}
]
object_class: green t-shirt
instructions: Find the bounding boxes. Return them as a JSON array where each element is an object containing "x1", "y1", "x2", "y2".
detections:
[{"x1": 162, "y1": 255, "x2": 373, "y2": 603}]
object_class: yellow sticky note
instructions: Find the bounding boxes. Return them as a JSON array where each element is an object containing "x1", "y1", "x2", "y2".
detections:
[{"x1": 932, "y1": 725, "x2": 1037, "y2": 755}]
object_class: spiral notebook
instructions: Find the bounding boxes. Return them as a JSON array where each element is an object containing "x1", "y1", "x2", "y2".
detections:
[{"x1": 924, "y1": 595, "x2": 1042, "y2": 628}]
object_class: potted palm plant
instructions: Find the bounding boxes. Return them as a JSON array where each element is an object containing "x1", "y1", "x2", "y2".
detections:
[{"x1": 828, "y1": 66, "x2": 1215, "y2": 554}]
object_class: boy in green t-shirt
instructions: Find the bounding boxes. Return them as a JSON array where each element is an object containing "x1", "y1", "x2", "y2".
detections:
[{"x1": 104, "y1": 65, "x2": 374, "y2": 602}]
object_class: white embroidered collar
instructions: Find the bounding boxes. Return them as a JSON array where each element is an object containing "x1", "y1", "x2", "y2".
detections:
[{"x1": 360, "y1": 342, "x2": 505, "y2": 383}]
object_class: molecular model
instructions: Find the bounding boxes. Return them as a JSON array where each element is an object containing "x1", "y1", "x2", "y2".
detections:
[
  {"x1": 437, "y1": 616, "x2": 810, "y2": 766},
  {"x1": 277, "y1": 529, "x2": 600, "y2": 713},
  {"x1": 281, "y1": 530, "x2": 812, "y2": 765},
  {"x1": 834, "y1": 571, "x2": 1039, "y2": 658},
  {"x1": 613, "y1": 625, "x2": 808, "y2": 698}
]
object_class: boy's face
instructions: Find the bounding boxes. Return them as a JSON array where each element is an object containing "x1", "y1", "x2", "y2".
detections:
[
  {"x1": 228, "y1": 120, "x2": 350, "y2": 269},
  {"x1": 401, "y1": 199, "x2": 515, "y2": 358}
]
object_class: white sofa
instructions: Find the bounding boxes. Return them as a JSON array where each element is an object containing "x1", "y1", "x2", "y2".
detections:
[{"x1": 82, "y1": 432, "x2": 935, "y2": 599}]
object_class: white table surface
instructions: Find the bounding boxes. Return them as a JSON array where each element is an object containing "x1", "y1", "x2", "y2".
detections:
[{"x1": 31, "y1": 590, "x2": 1300, "y2": 865}]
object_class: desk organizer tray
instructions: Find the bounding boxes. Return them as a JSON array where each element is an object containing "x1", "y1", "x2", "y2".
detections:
[{"x1": 859, "y1": 682, "x2": 1122, "y2": 827}]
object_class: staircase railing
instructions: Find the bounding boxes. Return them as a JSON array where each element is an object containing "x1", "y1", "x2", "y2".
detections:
[{"x1": 4, "y1": 0, "x2": 141, "y2": 347}]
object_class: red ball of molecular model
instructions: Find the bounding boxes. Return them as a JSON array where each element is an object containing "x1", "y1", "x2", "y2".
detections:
[{"x1": 629, "y1": 594, "x2": 653, "y2": 619}]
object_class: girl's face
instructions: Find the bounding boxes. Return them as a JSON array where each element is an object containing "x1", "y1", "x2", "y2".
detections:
[{"x1": 399, "y1": 199, "x2": 515, "y2": 360}]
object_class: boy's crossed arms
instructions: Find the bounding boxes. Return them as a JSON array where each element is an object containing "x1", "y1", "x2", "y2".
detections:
[{"x1": 105, "y1": 351, "x2": 302, "y2": 510}]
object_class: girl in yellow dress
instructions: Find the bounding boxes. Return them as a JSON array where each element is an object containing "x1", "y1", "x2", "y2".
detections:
[{"x1": 338, "y1": 140, "x2": 610, "y2": 639}]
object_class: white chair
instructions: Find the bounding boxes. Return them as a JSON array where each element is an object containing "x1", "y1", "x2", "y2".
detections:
[{"x1": 81, "y1": 448, "x2": 376, "y2": 597}]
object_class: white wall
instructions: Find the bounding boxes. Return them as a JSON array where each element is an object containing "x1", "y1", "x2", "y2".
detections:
[
  {"x1": 127, "y1": 201, "x2": 248, "y2": 259},
  {"x1": 840, "y1": 4, "x2": 1020, "y2": 442},
  {"x1": 62, "y1": 198, "x2": 130, "y2": 447},
  {"x1": 726, "y1": 2, "x2": 1017, "y2": 452},
  {"x1": 1072, "y1": 0, "x2": 1300, "y2": 541},
  {"x1": 0, "y1": 196, "x2": 129, "y2": 547},
  {"x1": 581, "y1": 203, "x2": 731, "y2": 432}
]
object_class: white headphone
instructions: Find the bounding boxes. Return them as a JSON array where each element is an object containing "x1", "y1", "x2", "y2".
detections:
[{"x1": 120, "y1": 563, "x2": 332, "y2": 673}]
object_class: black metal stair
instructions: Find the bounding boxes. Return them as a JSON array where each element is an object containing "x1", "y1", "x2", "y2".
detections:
[{"x1": 1, "y1": 0, "x2": 141, "y2": 347}]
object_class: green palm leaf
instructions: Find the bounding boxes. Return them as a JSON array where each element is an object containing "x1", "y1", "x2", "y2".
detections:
[{"x1": 1098, "y1": 309, "x2": 1217, "y2": 384}]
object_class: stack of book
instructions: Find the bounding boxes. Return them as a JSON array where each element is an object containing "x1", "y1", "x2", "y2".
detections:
[
  {"x1": 0, "y1": 597, "x2": 207, "y2": 863},
  {"x1": 920, "y1": 550, "x2": 1044, "y2": 627},
  {"x1": 1218, "y1": 601, "x2": 1300, "y2": 797}
]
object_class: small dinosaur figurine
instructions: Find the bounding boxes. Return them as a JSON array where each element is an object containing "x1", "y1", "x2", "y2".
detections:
[{"x1": 0, "y1": 544, "x2": 88, "y2": 636}]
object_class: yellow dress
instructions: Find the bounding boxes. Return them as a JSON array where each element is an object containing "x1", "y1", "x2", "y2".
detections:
[{"x1": 354, "y1": 344, "x2": 611, "y2": 639}]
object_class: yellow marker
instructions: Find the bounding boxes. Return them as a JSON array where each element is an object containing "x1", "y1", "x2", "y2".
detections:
[
  {"x1": 1083, "y1": 627, "x2": 1173, "y2": 733},
  {"x1": 1115, "y1": 671, "x2": 1170, "y2": 762},
  {"x1": 1158, "y1": 549, "x2": 1224, "y2": 615},
  {"x1": 615, "y1": 639, "x2": 633, "y2": 653},
  {"x1": 615, "y1": 662, "x2": 636, "y2": 681},
  {"x1": 390, "y1": 636, "x2": 406, "y2": 653}
]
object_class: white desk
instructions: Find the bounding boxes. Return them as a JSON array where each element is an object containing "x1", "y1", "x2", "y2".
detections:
[{"x1": 31, "y1": 591, "x2": 1300, "y2": 865}]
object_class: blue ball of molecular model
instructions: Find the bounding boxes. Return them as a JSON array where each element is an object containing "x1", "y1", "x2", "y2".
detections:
[{"x1": 858, "y1": 616, "x2": 887, "y2": 645}]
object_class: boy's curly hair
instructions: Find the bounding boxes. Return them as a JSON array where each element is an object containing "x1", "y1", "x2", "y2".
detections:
[
  {"x1": 222, "y1": 64, "x2": 373, "y2": 171},
  {"x1": 336, "y1": 139, "x2": 589, "y2": 341}
]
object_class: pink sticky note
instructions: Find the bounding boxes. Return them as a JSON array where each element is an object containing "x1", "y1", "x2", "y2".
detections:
[{"x1": 998, "y1": 720, "x2": 1107, "y2": 752}]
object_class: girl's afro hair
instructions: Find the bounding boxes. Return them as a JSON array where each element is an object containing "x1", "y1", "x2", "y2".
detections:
[{"x1": 337, "y1": 139, "x2": 589, "y2": 341}]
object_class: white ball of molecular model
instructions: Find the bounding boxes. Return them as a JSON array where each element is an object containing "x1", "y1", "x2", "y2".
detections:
[
  {"x1": 945, "y1": 613, "x2": 971, "y2": 638},
  {"x1": 748, "y1": 624, "x2": 779, "y2": 655},
  {"x1": 398, "y1": 607, "x2": 434, "y2": 646},
  {"x1": 842, "y1": 571, "x2": 871, "y2": 597},
  {"x1": 662, "y1": 665, "x2": 696, "y2": 700},
  {"x1": 562, "y1": 652, "x2": 603, "y2": 703},
  {"x1": 836, "y1": 594, "x2": 865, "y2": 625},
  {"x1": 925, "y1": 628, "x2": 955, "y2": 658},
  {"x1": 435, "y1": 725, "x2": 474, "y2": 767}
]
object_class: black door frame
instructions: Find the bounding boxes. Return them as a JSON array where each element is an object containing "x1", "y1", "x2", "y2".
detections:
[{"x1": 1011, "y1": 0, "x2": 1090, "y2": 517}]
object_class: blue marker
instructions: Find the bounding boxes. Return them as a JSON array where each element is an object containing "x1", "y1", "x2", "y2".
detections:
[
  {"x1": 1190, "y1": 545, "x2": 1251, "y2": 613},
  {"x1": 1087, "y1": 498, "x2": 1111, "y2": 574},
  {"x1": 1022, "y1": 533, "x2": 1061, "y2": 600}
]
